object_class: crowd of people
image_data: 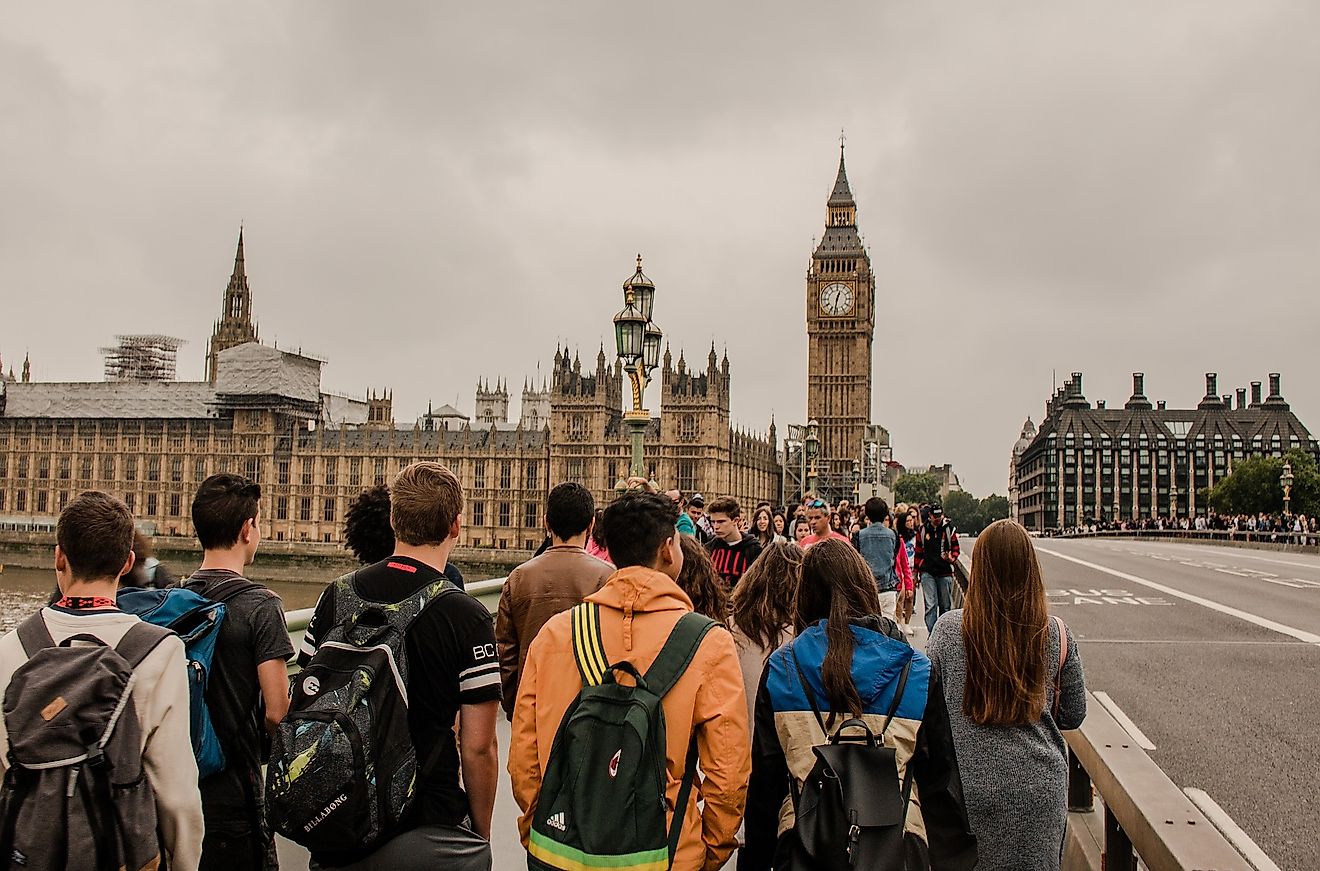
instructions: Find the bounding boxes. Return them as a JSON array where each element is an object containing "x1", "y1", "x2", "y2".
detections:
[
  {"x1": 1061, "y1": 510, "x2": 1319, "y2": 543},
  {"x1": 0, "y1": 469, "x2": 1088, "y2": 871}
]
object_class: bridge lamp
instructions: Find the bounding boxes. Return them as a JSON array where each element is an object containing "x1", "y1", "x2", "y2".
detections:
[{"x1": 1280, "y1": 462, "x2": 1294, "y2": 517}]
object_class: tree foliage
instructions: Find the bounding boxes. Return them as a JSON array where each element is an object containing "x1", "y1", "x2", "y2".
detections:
[
  {"x1": 893, "y1": 472, "x2": 941, "y2": 506},
  {"x1": 941, "y1": 490, "x2": 1012, "y2": 535},
  {"x1": 1205, "y1": 449, "x2": 1320, "y2": 518}
]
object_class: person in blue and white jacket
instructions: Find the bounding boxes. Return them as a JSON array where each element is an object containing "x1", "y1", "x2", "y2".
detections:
[{"x1": 740, "y1": 538, "x2": 977, "y2": 871}]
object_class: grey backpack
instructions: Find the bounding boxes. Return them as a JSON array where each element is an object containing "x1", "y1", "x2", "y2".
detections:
[{"x1": 0, "y1": 615, "x2": 171, "y2": 871}]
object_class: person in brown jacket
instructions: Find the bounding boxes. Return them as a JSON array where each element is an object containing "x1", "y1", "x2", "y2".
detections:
[
  {"x1": 509, "y1": 491, "x2": 751, "y2": 871},
  {"x1": 496, "y1": 482, "x2": 613, "y2": 718}
]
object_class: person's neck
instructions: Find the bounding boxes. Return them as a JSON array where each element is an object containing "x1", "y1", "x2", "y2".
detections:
[
  {"x1": 392, "y1": 540, "x2": 456, "y2": 575},
  {"x1": 552, "y1": 533, "x2": 589, "y2": 549},
  {"x1": 59, "y1": 578, "x2": 120, "y2": 601},
  {"x1": 721, "y1": 530, "x2": 742, "y2": 544},
  {"x1": 198, "y1": 547, "x2": 250, "y2": 575}
]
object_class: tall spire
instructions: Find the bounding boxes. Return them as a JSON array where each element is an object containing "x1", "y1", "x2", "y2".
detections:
[
  {"x1": 828, "y1": 137, "x2": 855, "y2": 207},
  {"x1": 233, "y1": 225, "x2": 246, "y2": 279},
  {"x1": 206, "y1": 227, "x2": 260, "y2": 383},
  {"x1": 22, "y1": 353, "x2": 30, "y2": 383}
]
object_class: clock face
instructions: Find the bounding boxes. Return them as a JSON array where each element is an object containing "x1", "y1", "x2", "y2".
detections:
[{"x1": 820, "y1": 282, "x2": 854, "y2": 316}]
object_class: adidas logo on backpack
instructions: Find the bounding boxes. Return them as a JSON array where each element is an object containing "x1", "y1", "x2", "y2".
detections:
[{"x1": 546, "y1": 812, "x2": 567, "y2": 832}]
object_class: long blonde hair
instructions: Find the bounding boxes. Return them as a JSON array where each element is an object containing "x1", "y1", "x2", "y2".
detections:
[{"x1": 962, "y1": 519, "x2": 1050, "y2": 725}]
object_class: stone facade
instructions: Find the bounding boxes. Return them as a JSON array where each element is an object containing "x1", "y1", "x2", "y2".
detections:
[
  {"x1": 805, "y1": 146, "x2": 879, "y2": 501},
  {"x1": 0, "y1": 236, "x2": 779, "y2": 550},
  {"x1": 1011, "y1": 372, "x2": 1320, "y2": 531}
]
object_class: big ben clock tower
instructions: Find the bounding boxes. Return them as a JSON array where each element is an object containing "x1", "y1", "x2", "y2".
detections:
[{"x1": 806, "y1": 144, "x2": 875, "y2": 498}]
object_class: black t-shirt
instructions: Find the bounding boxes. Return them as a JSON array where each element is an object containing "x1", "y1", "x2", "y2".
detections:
[
  {"x1": 298, "y1": 556, "x2": 501, "y2": 826},
  {"x1": 185, "y1": 569, "x2": 294, "y2": 815},
  {"x1": 707, "y1": 533, "x2": 763, "y2": 589}
]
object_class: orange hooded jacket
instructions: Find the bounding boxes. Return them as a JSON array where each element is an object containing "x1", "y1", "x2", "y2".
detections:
[{"x1": 509, "y1": 565, "x2": 751, "y2": 871}]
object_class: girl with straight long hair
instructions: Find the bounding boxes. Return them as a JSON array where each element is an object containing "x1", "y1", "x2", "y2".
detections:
[
  {"x1": 741, "y1": 540, "x2": 974, "y2": 869},
  {"x1": 926, "y1": 519, "x2": 1087, "y2": 870},
  {"x1": 894, "y1": 502, "x2": 918, "y2": 635},
  {"x1": 751, "y1": 506, "x2": 784, "y2": 549},
  {"x1": 729, "y1": 541, "x2": 803, "y2": 721}
]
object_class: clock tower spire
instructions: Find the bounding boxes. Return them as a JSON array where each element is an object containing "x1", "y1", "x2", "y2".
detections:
[{"x1": 805, "y1": 142, "x2": 875, "y2": 501}]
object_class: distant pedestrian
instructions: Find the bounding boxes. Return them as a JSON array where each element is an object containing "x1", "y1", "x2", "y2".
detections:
[
  {"x1": 706, "y1": 497, "x2": 763, "y2": 588},
  {"x1": 122, "y1": 529, "x2": 179, "y2": 589},
  {"x1": 856, "y1": 497, "x2": 910, "y2": 621},
  {"x1": 585, "y1": 507, "x2": 612, "y2": 565},
  {"x1": 800, "y1": 498, "x2": 851, "y2": 549},
  {"x1": 927, "y1": 519, "x2": 1086, "y2": 870},
  {"x1": 895, "y1": 503, "x2": 919, "y2": 636},
  {"x1": 751, "y1": 505, "x2": 785, "y2": 549},
  {"x1": 792, "y1": 516, "x2": 810, "y2": 544},
  {"x1": 915, "y1": 504, "x2": 959, "y2": 634},
  {"x1": 496, "y1": 482, "x2": 612, "y2": 719}
]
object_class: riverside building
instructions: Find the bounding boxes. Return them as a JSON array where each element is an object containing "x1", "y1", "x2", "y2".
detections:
[
  {"x1": 1011, "y1": 372, "x2": 1320, "y2": 532},
  {"x1": 0, "y1": 234, "x2": 778, "y2": 550}
]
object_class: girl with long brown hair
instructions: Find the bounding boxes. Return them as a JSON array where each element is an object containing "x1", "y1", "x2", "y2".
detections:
[
  {"x1": 729, "y1": 541, "x2": 802, "y2": 721},
  {"x1": 675, "y1": 534, "x2": 731, "y2": 623},
  {"x1": 926, "y1": 518, "x2": 1087, "y2": 870},
  {"x1": 743, "y1": 539, "x2": 974, "y2": 868}
]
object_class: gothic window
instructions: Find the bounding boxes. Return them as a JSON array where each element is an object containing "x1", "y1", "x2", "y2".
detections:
[
  {"x1": 524, "y1": 502, "x2": 537, "y2": 528},
  {"x1": 498, "y1": 502, "x2": 511, "y2": 527},
  {"x1": 323, "y1": 498, "x2": 336, "y2": 523},
  {"x1": 16, "y1": 491, "x2": 26, "y2": 512},
  {"x1": 194, "y1": 458, "x2": 206, "y2": 480},
  {"x1": 245, "y1": 458, "x2": 261, "y2": 483},
  {"x1": 471, "y1": 501, "x2": 485, "y2": 526},
  {"x1": 124, "y1": 457, "x2": 136, "y2": 481},
  {"x1": 81, "y1": 457, "x2": 93, "y2": 480},
  {"x1": 170, "y1": 493, "x2": 182, "y2": 517},
  {"x1": 300, "y1": 497, "x2": 312, "y2": 522},
  {"x1": 171, "y1": 458, "x2": 183, "y2": 483},
  {"x1": 349, "y1": 457, "x2": 363, "y2": 487},
  {"x1": 567, "y1": 459, "x2": 586, "y2": 482},
  {"x1": 38, "y1": 457, "x2": 49, "y2": 480},
  {"x1": 16, "y1": 457, "x2": 27, "y2": 479},
  {"x1": 277, "y1": 462, "x2": 290, "y2": 485},
  {"x1": 38, "y1": 491, "x2": 49, "y2": 513},
  {"x1": 569, "y1": 414, "x2": 587, "y2": 442},
  {"x1": 679, "y1": 415, "x2": 697, "y2": 443},
  {"x1": 276, "y1": 497, "x2": 289, "y2": 520},
  {"x1": 325, "y1": 462, "x2": 337, "y2": 487},
  {"x1": 474, "y1": 461, "x2": 486, "y2": 489},
  {"x1": 145, "y1": 493, "x2": 157, "y2": 516},
  {"x1": 146, "y1": 458, "x2": 160, "y2": 482},
  {"x1": 374, "y1": 458, "x2": 386, "y2": 483},
  {"x1": 500, "y1": 461, "x2": 512, "y2": 489},
  {"x1": 677, "y1": 460, "x2": 697, "y2": 493},
  {"x1": 302, "y1": 458, "x2": 314, "y2": 486},
  {"x1": 526, "y1": 461, "x2": 539, "y2": 490}
]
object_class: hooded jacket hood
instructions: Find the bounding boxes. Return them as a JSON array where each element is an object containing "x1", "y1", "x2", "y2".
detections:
[
  {"x1": 791, "y1": 616, "x2": 916, "y2": 712},
  {"x1": 585, "y1": 565, "x2": 693, "y2": 653}
]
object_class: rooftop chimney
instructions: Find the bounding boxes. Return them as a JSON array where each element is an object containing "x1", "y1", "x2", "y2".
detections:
[
  {"x1": 1096, "y1": 400, "x2": 1106, "y2": 409},
  {"x1": 1250, "y1": 382, "x2": 1263, "y2": 407},
  {"x1": 1125, "y1": 372, "x2": 1153, "y2": 410},
  {"x1": 1223, "y1": 395, "x2": 1232, "y2": 407},
  {"x1": 1157, "y1": 400, "x2": 1167, "y2": 410},
  {"x1": 1237, "y1": 388, "x2": 1247, "y2": 409},
  {"x1": 1198, "y1": 373, "x2": 1224, "y2": 410},
  {"x1": 1263, "y1": 373, "x2": 1289, "y2": 409}
]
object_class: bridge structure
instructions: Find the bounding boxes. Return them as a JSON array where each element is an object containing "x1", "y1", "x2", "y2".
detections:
[{"x1": 279, "y1": 533, "x2": 1310, "y2": 870}]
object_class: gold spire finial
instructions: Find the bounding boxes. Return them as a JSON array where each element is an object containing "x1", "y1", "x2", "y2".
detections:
[{"x1": 636, "y1": 253, "x2": 643, "y2": 272}]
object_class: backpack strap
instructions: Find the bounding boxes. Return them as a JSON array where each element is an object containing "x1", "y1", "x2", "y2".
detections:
[
  {"x1": 16, "y1": 614, "x2": 56, "y2": 659},
  {"x1": 879, "y1": 659, "x2": 913, "y2": 738},
  {"x1": 114, "y1": 621, "x2": 174, "y2": 669},
  {"x1": 642, "y1": 612, "x2": 718, "y2": 700},
  {"x1": 570, "y1": 602, "x2": 610, "y2": 687},
  {"x1": 185, "y1": 574, "x2": 264, "y2": 606},
  {"x1": 1051, "y1": 615, "x2": 1068, "y2": 719}
]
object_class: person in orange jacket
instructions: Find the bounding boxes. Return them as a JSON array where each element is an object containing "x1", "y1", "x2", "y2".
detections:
[{"x1": 509, "y1": 491, "x2": 751, "y2": 871}]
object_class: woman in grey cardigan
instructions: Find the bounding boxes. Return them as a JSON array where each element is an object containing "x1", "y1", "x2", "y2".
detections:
[{"x1": 927, "y1": 519, "x2": 1087, "y2": 870}]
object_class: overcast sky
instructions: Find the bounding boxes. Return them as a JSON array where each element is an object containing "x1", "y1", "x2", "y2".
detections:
[{"x1": 4, "y1": 1, "x2": 1319, "y2": 495}]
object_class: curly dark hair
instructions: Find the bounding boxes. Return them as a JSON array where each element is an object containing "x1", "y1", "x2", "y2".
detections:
[
  {"x1": 344, "y1": 484, "x2": 396, "y2": 564},
  {"x1": 677, "y1": 535, "x2": 730, "y2": 623}
]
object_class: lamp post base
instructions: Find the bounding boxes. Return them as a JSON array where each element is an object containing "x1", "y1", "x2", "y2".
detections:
[{"x1": 624, "y1": 411, "x2": 649, "y2": 480}]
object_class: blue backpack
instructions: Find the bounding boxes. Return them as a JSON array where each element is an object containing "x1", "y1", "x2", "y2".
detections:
[{"x1": 117, "y1": 579, "x2": 259, "y2": 779}]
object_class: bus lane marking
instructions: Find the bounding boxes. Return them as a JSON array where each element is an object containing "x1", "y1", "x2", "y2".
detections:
[{"x1": 1037, "y1": 548, "x2": 1320, "y2": 645}]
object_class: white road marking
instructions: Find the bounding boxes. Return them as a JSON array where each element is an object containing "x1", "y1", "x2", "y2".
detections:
[
  {"x1": 1093, "y1": 691, "x2": 1157, "y2": 751},
  {"x1": 1184, "y1": 788, "x2": 1283, "y2": 871},
  {"x1": 1131, "y1": 543, "x2": 1320, "y2": 572},
  {"x1": 1037, "y1": 547, "x2": 1320, "y2": 645},
  {"x1": 1214, "y1": 568, "x2": 1251, "y2": 577}
]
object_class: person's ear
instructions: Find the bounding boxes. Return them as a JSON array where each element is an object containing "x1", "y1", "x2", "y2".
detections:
[
  {"x1": 54, "y1": 545, "x2": 67, "y2": 574},
  {"x1": 119, "y1": 550, "x2": 136, "y2": 580},
  {"x1": 450, "y1": 513, "x2": 463, "y2": 540},
  {"x1": 586, "y1": 516, "x2": 596, "y2": 539},
  {"x1": 240, "y1": 516, "x2": 255, "y2": 544}
]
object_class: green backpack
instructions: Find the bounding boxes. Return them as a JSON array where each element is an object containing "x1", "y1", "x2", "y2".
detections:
[{"x1": 528, "y1": 602, "x2": 717, "y2": 871}]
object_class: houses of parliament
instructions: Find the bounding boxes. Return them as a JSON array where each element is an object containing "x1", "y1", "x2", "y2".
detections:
[{"x1": 0, "y1": 150, "x2": 893, "y2": 549}]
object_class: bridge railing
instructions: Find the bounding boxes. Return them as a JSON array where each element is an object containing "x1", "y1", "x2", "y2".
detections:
[
  {"x1": 950, "y1": 559, "x2": 1257, "y2": 870},
  {"x1": 1053, "y1": 527, "x2": 1319, "y2": 549}
]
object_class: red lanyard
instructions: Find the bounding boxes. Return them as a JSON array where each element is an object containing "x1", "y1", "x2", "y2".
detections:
[{"x1": 55, "y1": 596, "x2": 118, "y2": 610}]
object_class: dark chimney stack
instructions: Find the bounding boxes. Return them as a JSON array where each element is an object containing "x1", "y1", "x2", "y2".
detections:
[
  {"x1": 1096, "y1": 400, "x2": 1106, "y2": 409},
  {"x1": 1157, "y1": 400, "x2": 1167, "y2": 410},
  {"x1": 1133, "y1": 373, "x2": 1145, "y2": 395},
  {"x1": 1237, "y1": 388, "x2": 1247, "y2": 409},
  {"x1": 1206, "y1": 373, "x2": 1218, "y2": 396},
  {"x1": 1269, "y1": 373, "x2": 1281, "y2": 397},
  {"x1": 1223, "y1": 395, "x2": 1232, "y2": 407},
  {"x1": 1251, "y1": 382, "x2": 1263, "y2": 407}
]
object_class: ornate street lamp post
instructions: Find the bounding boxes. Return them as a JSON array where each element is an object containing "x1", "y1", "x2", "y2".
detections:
[
  {"x1": 1280, "y1": 462, "x2": 1294, "y2": 518},
  {"x1": 613, "y1": 256, "x2": 662, "y2": 485}
]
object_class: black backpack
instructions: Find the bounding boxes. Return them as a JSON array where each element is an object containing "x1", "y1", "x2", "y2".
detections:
[
  {"x1": 266, "y1": 572, "x2": 460, "y2": 865},
  {"x1": 783, "y1": 643, "x2": 917, "y2": 871},
  {"x1": 0, "y1": 615, "x2": 172, "y2": 871},
  {"x1": 527, "y1": 602, "x2": 716, "y2": 871}
]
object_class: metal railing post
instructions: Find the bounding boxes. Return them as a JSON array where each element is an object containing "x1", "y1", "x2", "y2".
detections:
[
  {"x1": 1067, "y1": 748, "x2": 1094, "y2": 813},
  {"x1": 1104, "y1": 805, "x2": 1137, "y2": 871}
]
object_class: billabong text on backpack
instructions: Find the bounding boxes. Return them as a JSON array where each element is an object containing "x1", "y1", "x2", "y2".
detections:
[{"x1": 266, "y1": 571, "x2": 460, "y2": 865}]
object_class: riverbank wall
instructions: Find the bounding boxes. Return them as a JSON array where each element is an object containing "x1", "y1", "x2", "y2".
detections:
[{"x1": 0, "y1": 531, "x2": 530, "y2": 584}]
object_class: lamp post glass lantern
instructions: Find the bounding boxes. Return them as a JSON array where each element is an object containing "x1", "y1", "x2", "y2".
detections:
[{"x1": 614, "y1": 256, "x2": 662, "y2": 482}]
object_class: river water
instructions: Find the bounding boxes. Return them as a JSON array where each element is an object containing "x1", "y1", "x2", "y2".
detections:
[{"x1": 0, "y1": 565, "x2": 329, "y2": 631}]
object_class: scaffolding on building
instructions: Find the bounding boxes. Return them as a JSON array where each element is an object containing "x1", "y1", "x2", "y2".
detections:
[{"x1": 100, "y1": 335, "x2": 184, "y2": 382}]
